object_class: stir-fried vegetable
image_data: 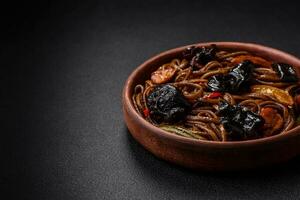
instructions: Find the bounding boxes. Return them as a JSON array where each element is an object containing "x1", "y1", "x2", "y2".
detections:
[
  {"x1": 133, "y1": 44, "x2": 300, "y2": 142},
  {"x1": 159, "y1": 125, "x2": 206, "y2": 140},
  {"x1": 231, "y1": 55, "x2": 271, "y2": 67},
  {"x1": 250, "y1": 85, "x2": 294, "y2": 106}
]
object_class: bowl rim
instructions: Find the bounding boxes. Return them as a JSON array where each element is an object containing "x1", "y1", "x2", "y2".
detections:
[{"x1": 123, "y1": 41, "x2": 300, "y2": 147}]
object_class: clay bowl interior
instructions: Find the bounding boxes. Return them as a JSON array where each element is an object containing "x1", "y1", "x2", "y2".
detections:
[{"x1": 123, "y1": 42, "x2": 300, "y2": 171}]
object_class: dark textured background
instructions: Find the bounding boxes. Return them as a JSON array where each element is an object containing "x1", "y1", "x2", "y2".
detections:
[{"x1": 4, "y1": 0, "x2": 300, "y2": 199}]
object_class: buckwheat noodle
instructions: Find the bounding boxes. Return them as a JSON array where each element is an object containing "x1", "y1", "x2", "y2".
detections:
[{"x1": 132, "y1": 46, "x2": 300, "y2": 141}]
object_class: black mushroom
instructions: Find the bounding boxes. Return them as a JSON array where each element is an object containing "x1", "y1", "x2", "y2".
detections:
[
  {"x1": 207, "y1": 60, "x2": 255, "y2": 93},
  {"x1": 272, "y1": 62, "x2": 298, "y2": 82},
  {"x1": 218, "y1": 100, "x2": 265, "y2": 140},
  {"x1": 206, "y1": 75, "x2": 235, "y2": 93},
  {"x1": 182, "y1": 46, "x2": 199, "y2": 59},
  {"x1": 146, "y1": 84, "x2": 191, "y2": 123},
  {"x1": 183, "y1": 45, "x2": 217, "y2": 69}
]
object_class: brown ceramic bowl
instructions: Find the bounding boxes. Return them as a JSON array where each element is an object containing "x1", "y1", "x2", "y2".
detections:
[{"x1": 122, "y1": 42, "x2": 300, "y2": 171}]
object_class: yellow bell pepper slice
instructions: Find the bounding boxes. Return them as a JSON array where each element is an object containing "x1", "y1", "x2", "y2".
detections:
[{"x1": 250, "y1": 85, "x2": 294, "y2": 106}]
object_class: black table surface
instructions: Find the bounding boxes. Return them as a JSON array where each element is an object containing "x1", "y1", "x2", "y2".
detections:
[{"x1": 4, "y1": 0, "x2": 300, "y2": 199}]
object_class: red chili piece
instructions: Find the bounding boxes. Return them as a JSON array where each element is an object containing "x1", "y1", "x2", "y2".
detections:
[
  {"x1": 206, "y1": 92, "x2": 222, "y2": 99},
  {"x1": 143, "y1": 109, "x2": 150, "y2": 117}
]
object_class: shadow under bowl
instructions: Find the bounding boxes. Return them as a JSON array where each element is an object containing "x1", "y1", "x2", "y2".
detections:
[{"x1": 122, "y1": 42, "x2": 300, "y2": 171}]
